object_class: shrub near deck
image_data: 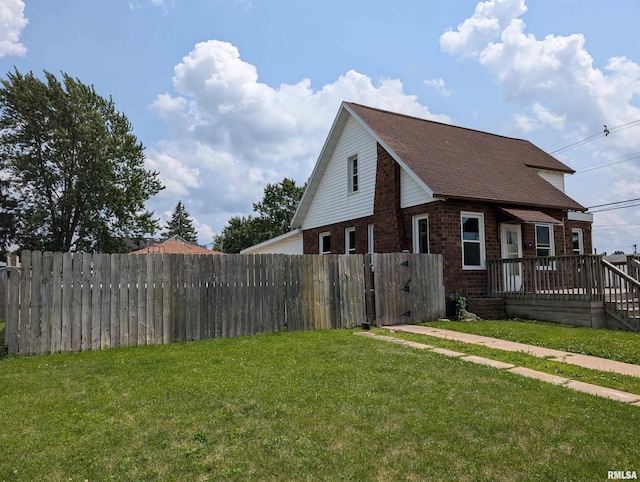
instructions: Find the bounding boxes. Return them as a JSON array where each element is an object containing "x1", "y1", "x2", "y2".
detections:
[{"x1": 0, "y1": 329, "x2": 639, "y2": 481}]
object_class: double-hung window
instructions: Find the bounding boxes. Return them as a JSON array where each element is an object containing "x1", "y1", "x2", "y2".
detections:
[
  {"x1": 535, "y1": 224, "x2": 555, "y2": 257},
  {"x1": 461, "y1": 212, "x2": 486, "y2": 269},
  {"x1": 572, "y1": 228, "x2": 583, "y2": 255},
  {"x1": 345, "y1": 227, "x2": 356, "y2": 254},
  {"x1": 412, "y1": 214, "x2": 429, "y2": 253},
  {"x1": 536, "y1": 224, "x2": 555, "y2": 269},
  {"x1": 348, "y1": 155, "x2": 358, "y2": 193},
  {"x1": 319, "y1": 232, "x2": 331, "y2": 255}
]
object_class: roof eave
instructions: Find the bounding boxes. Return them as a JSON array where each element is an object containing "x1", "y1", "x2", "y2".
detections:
[{"x1": 435, "y1": 193, "x2": 587, "y2": 212}]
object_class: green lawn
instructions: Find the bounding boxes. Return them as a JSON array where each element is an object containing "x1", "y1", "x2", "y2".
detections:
[
  {"x1": 380, "y1": 326, "x2": 640, "y2": 396},
  {"x1": 1, "y1": 329, "x2": 639, "y2": 481},
  {"x1": 424, "y1": 319, "x2": 640, "y2": 364}
]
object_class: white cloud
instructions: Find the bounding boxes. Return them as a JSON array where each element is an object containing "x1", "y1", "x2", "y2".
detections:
[
  {"x1": 440, "y1": 0, "x2": 640, "y2": 140},
  {"x1": 514, "y1": 102, "x2": 566, "y2": 132},
  {"x1": 440, "y1": 0, "x2": 527, "y2": 58},
  {"x1": 424, "y1": 78, "x2": 452, "y2": 98},
  {"x1": 149, "y1": 40, "x2": 449, "y2": 243},
  {"x1": 440, "y1": 0, "x2": 640, "y2": 254},
  {"x1": 0, "y1": 0, "x2": 28, "y2": 58}
]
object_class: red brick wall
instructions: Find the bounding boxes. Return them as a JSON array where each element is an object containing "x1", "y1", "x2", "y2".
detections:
[
  {"x1": 302, "y1": 216, "x2": 373, "y2": 254},
  {"x1": 372, "y1": 144, "x2": 405, "y2": 252}
]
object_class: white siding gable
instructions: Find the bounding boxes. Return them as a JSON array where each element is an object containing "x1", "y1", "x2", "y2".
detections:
[
  {"x1": 400, "y1": 167, "x2": 436, "y2": 208},
  {"x1": 538, "y1": 170, "x2": 565, "y2": 192},
  {"x1": 241, "y1": 230, "x2": 303, "y2": 254},
  {"x1": 302, "y1": 115, "x2": 377, "y2": 230}
]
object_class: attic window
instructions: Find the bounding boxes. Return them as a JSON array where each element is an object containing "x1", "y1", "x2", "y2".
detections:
[{"x1": 348, "y1": 155, "x2": 358, "y2": 193}]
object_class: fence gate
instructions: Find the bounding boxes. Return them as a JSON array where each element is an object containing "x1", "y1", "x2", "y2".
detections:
[{"x1": 372, "y1": 253, "x2": 445, "y2": 326}]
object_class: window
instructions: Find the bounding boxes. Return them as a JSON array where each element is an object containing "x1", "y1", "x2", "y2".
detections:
[
  {"x1": 461, "y1": 212, "x2": 486, "y2": 269},
  {"x1": 348, "y1": 155, "x2": 358, "y2": 193},
  {"x1": 345, "y1": 227, "x2": 356, "y2": 254},
  {"x1": 572, "y1": 228, "x2": 584, "y2": 255},
  {"x1": 319, "y1": 232, "x2": 331, "y2": 255},
  {"x1": 412, "y1": 214, "x2": 429, "y2": 253},
  {"x1": 535, "y1": 224, "x2": 555, "y2": 257},
  {"x1": 367, "y1": 224, "x2": 374, "y2": 254}
]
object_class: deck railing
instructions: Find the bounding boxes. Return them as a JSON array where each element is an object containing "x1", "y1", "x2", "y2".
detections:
[
  {"x1": 601, "y1": 259, "x2": 640, "y2": 331},
  {"x1": 487, "y1": 254, "x2": 603, "y2": 301}
]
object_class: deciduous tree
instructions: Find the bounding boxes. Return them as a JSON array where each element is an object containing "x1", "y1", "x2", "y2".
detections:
[
  {"x1": 213, "y1": 178, "x2": 305, "y2": 253},
  {"x1": 0, "y1": 69, "x2": 163, "y2": 252}
]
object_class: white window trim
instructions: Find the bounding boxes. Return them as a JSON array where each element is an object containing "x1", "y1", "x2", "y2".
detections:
[
  {"x1": 319, "y1": 232, "x2": 331, "y2": 255},
  {"x1": 572, "y1": 228, "x2": 584, "y2": 255},
  {"x1": 535, "y1": 224, "x2": 555, "y2": 257},
  {"x1": 367, "y1": 224, "x2": 374, "y2": 254},
  {"x1": 461, "y1": 212, "x2": 486, "y2": 270},
  {"x1": 412, "y1": 214, "x2": 429, "y2": 254},
  {"x1": 535, "y1": 223, "x2": 556, "y2": 270},
  {"x1": 345, "y1": 227, "x2": 356, "y2": 255},
  {"x1": 348, "y1": 155, "x2": 359, "y2": 194}
]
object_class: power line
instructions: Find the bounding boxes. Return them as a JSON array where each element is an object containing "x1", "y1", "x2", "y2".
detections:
[
  {"x1": 587, "y1": 197, "x2": 640, "y2": 209},
  {"x1": 589, "y1": 202, "x2": 640, "y2": 214},
  {"x1": 546, "y1": 117, "x2": 640, "y2": 156},
  {"x1": 592, "y1": 222, "x2": 640, "y2": 230}
]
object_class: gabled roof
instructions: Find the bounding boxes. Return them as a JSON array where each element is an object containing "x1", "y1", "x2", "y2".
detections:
[
  {"x1": 292, "y1": 102, "x2": 585, "y2": 227},
  {"x1": 129, "y1": 234, "x2": 224, "y2": 255}
]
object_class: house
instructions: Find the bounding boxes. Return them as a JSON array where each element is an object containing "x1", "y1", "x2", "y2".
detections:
[
  {"x1": 129, "y1": 234, "x2": 224, "y2": 255},
  {"x1": 262, "y1": 101, "x2": 592, "y2": 298}
]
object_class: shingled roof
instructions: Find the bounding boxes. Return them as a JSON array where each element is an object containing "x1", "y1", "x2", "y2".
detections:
[
  {"x1": 129, "y1": 234, "x2": 224, "y2": 255},
  {"x1": 345, "y1": 102, "x2": 585, "y2": 211}
]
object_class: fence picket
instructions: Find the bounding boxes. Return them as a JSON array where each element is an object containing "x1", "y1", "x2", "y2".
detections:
[
  {"x1": 41, "y1": 252, "x2": 53, "y2": 354},
  {"x1": 6, "y1": 255, "x2": 20, "y2": 356},
  {"x1": 51, "y1": 252, "x2": 63, "y2": 353},
  {"x1": 119, "y1": 254, "x2": 130, "y2": 346},
  {"x1": 30, "y1": 251, "x2": 42, "y2": 355},
  {"x1": 71, "y1": 253, "x2": 82, "y2": 352},
  {"x1": 110, "y1": 253, "x2": 120, "y2": 349},
  {"x1": 19, "y1": 251, "x2": 32, "y2": 355}
]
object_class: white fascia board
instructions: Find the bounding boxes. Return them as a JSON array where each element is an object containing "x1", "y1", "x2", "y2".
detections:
[
  {"x1": 568, "y1": 211, "x2": 594, "y2": 223},
  {"x1": 342, "y1": 103, "x2": 435, "y2": 199}
]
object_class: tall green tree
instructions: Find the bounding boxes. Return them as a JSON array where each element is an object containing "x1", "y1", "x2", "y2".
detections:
[
  {"x1": 213, "y1": 178, "x2": 305, "y2": 253},
  {"x1": 0, "y1": 69, "x2": 163, "y2": 252},
  {"x1": 164, "y1": 201, "x2": 198, "y2": 242}
]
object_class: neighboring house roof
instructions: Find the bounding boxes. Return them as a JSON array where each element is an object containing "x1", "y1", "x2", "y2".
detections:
[
  {"x1": 603, "y1": 253, "x2": 640, "y2": 264},
  {"x1": 293, "y1": 102, "x2": 585, "y2": 228},
  {"x1": 241, "y1": 229, "x2": 303, "y2": 255},
  {"x1": 129, "y1": 234, "x2": 224, "y2": 255}
]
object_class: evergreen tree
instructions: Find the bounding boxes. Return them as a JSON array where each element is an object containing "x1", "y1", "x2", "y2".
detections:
[{"x1": 164, "y1": 201, "x2": 198, "y2": 242}]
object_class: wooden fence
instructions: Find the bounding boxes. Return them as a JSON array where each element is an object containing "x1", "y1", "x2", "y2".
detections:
[{"x1": 4, "y1": 251, "x2": 445, "y2": 356}]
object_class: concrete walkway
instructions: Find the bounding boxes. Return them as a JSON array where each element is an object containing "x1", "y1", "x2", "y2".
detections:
[{"x1": 355, "y1": 325, "x2": 640, "y2": 406}]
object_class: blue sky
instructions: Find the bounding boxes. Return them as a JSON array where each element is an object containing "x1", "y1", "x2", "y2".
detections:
[{"x1": 2, "y1": 0, "x2": 640, "y2": 254}]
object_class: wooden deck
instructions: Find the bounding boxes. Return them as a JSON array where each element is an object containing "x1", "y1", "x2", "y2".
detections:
[{"x1": 487, "y1": 254, "x2": 640, "y2": 332}]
